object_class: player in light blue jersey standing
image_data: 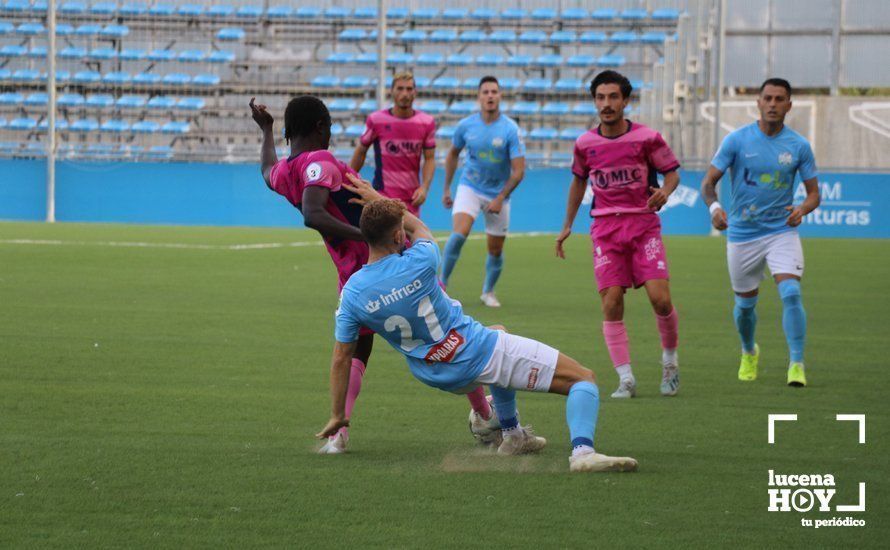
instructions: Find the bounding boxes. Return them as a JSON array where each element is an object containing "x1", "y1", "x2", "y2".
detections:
[
  {"x1": 441, "y1": 76, "x2": 526, "y2": 308},
  {"x1": 701, "y1": 78, "x2": 821, "y2": 387},
  {"x1": 317, "y1": 174, "x2": 637, "y2": 473}
]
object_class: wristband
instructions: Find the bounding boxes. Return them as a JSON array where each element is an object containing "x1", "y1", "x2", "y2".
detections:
[{"x1": 709, "y1": 202, "x2": 723, "y2": 215}]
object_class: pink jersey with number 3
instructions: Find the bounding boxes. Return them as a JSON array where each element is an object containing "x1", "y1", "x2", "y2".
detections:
[{"x1": 572, "y1": 121, "x2": 680, "y2": 217}]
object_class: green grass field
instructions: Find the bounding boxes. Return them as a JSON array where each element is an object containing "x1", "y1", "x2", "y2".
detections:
[{"x1": 1, "y1": 221, "x2": 887, "y2": 548}]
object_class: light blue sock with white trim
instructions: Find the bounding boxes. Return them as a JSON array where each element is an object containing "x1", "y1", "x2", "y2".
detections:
[{"x1": 778, "y1": 279, "x2": 806, "y2": 363}]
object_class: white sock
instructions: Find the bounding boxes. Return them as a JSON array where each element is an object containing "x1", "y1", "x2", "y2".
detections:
[
  {"x1": 502, "y1": 426, "x2": 522, "y2": 437},
  {"x1": 615, "y1": 364, "x2": 633, "y2": 381},
  {"x1": 572, "y1": 445, "x2": 595, "y2": 457},
  {"x1": 662, "y1": 348, "x2": 678, "y2": 366}
]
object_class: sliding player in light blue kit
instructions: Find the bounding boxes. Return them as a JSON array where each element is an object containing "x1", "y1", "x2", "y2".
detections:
[
  {"x1": 701, "y1": 78, "x2": 821, "y2": 386},
  {"x1": 317, "y1": 174, "x2": 637, "y2": 473}
]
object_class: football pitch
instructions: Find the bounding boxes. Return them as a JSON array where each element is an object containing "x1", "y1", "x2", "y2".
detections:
[{"x1": 1, "y1": 221, "x2": 887, "y2": 548}]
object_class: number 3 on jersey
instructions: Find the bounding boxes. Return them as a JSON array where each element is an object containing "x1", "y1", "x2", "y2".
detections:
[{"x1": 383, "y1": 296, "x2": 444, "y2": 351}]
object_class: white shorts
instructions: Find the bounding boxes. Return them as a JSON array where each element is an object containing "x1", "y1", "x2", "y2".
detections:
[
  {"x1": 726, "y1": 230, "x2": 804, "y2": 293},
  {"x1": 452, "y1": 184, "x2": 510, "y2": 237},
  {"x1": 472, "y1": 331, "x2": 558, "y2": 392}
]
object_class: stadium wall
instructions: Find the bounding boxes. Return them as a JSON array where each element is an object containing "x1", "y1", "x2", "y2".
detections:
[{"x1": 0, "y1": 160, "x2": 887, "y2": 238}]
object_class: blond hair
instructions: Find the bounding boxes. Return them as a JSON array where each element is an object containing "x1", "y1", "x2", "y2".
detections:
[
  {"x1": 360, "y1": 199, "x2": 406, "y2": 246},
  {"x1": 391, "y1": 71, "x2": 415, "y2": 87}
]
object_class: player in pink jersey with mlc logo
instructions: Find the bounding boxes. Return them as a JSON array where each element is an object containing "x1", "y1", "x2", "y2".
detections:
[
  {"x1": 350, "y1": 72, "x2": 437, "y2": 216},
  {"x1": 250, "y1": 95, "x2": 494, "y2": 454},
  {"x1": 555, "y1": 71, "x2": 682, "y2": 400}
]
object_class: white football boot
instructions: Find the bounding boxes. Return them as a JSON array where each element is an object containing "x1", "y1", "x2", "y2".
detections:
[
  {"x1": 660, "y1": 361, "x2": 680, "y2": 397},
  {"x1": 480, "y1": 292, "x2": 501, "y2": 308},
  {"x1": 497, "y1": 427, "x2": 547, "y2": 456},
  {"x1": 318, "y1": 432, "x2": 347, "y2": 454},
  {"x1": 611, "y1": 376, "x2": 637, "y2": 399},
  {"x1": 468, "y1": 400, "x2": 503, "y2": 447},
  {"x1": 569, "y1": 449, "x2": 639, "y2": 473}
]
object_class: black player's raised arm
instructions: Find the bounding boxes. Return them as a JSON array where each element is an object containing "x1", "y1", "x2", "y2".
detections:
[
  {"x1": 301, "y1": 186, "x2": 364, "y2": 241},
  {"x1": 249, "y1": 98, "x2": 278, "y2": 188}
]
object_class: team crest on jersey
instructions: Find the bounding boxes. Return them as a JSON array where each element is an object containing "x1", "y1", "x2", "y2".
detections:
[
  {"x1": 491, "y1": 137, "x2": 504, "y2": 147},
  {"x1": 778, "y1": 152, "x2": 793, "y2": 166},
  {"x1": 305, "y1": 162, "x2": 322, "y2": 181}
]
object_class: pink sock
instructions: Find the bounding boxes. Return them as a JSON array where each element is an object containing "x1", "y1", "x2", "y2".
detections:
[
  {"x1": 656, "y1": 308, "x2": 679, "y2": 350},
  {"x1": 602, "y1": 320, "x2": 631, "y2": 368},
  {"x1": 336, "y1": 358, "x2": 366, "y2": 439},
  {"x1": 465, "y1": 386, "x2": 492, "y2": 419}
]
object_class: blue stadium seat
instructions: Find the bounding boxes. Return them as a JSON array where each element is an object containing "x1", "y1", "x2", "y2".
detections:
[
  {"x1": 311, "y1": 75, "x2": 340, "y2": 88},
  {"x1": 567, "y1": 55, "x2": 595, "y2": 68},
  {"x1": 326, "y1": 52, "x2": 354, "y2": 64},
  {"x1": 177, "y1": 97, "x2": 206, "y2": 111},
  {"x1": 133, "y1": 72, "x2": 161, "y2": 84},
  {"x1": 429, "y1": 29, "x2": 457, "y2": 43},
  {"x1": 116, "y1": 95, "x2": 146, "y2": 109},
  {"x1": 359, "y1": 99, "x2": 377, "y2": 114},
  {"x1": 572, "y1": 103, "x2": 598, "y2": 116},
  {"x1": 489, "y1": 30, "x2": 516, "y2": 43},
  {"x1": 550, "y1": 31, "x2": 577, "y2": 44},
  {"x1": 621, "y1": 9, "x2": 648, "y2": 20},
  {"x1": 0, "y1": 44, "x2": 27, "y2": 57},
  {"x1": 555, "y1": 78, "x2": 584, "y2": 92},
  {"x1": 149, "y1": 4, "x2": 175, "y2": 16},
  {"x1": 9, "y1": 117, "x2": 37, "y2": 130},
  {"x1": 74, "y1": 23, "x2": 100, "y2": 36},
  {"x1": 11, "y1": 69, "x2": 38, "y2": 81},
  {"x1": 55, "y1": 24, "x2": 74, "y2": 36},
  {"x1": 414, "y1": 76, "x2": 432, "y2": 88},
  {"x1": 178, "y1": 4, "x2": 205, "y2": 17},
  {"x1": 101, "y1": 119, "x2": 130, "y2": 133},
  {"x1": 598, "y1": 55, "x2": 625, "y2": 67},
  {"x1": 344, "y1": 124, "x2": 364, "y2": 138},
  {"x1": 386, "y1": 52, "x2": 413, "y2": 65},
  {"x1": 58, "y1": 93, "x2": 85, "y2": 107},
  {"x1": 561, "y1": 8, "x2": 588, "y2": 20},
  {"x1": 641, "y1": 32, "x2": 668, "y2": 44},
  {"x1": 387, "y1": 7, "x2": 409, "y2": 19},
  {"x1": 193, "y1": 74, "x2": 220, "y2": 86},
  {"x1": 560, "y1": 127, "x2": 587, "y2": 141},
  {"x1": 506, "y1": 55, "x2": 532, "y2": 68},
  {"x1": 120, "y1": 2, "x2": 148, "y2": 16},
  {"x1": 412, "y1": 8, "x2": 439, "y2": 19},
  {"x1": 71, "y1": 118, "x2": 99, "y2": 132},
  {"x1": 536, "y1": 54, "x2": 563, "y2": 68},
  {"x1": 498, "y1": 78, "x2": 520, "y2": 91},
  {"x1": 207, "y1": 51, "x2": 235, "y2": 63},
  {"x1": 324, "y1": 6, "x2": 350, "y2": 18},
  {"x1": 530, "y1": 8, "x2": 556, "y2": 20},
  {"x1": 85, "y1": 144, "x2": 116, "y2": 155},
  {"x1": 459, "y1": 30, "x2": 486, "y2": 43},
  {"x1": 419, "y1": 100, "x2": 446, "y2": 115},
  {"x1": 446, "y1": 54, "x2": 473, "y2": 67},
  {"x1": 149, "y1": 49, "x2": 176, "y2": 62},
  {"x1": 449, "y1": 101, "x2": 476, "y2": 115},
  {"x1": 147, "y1": 146, "x2": 173, "y2": 159},
  {"x1": 591, "y1": 8, "x2": 618, "y2": 20},
  {"x1": 342, "y1": 75, "x2": 370, "y2": 88},
  {"x1": 60, "y1": 2, "x2": 86, "y2": 15},
  {"x1": 530, "y1": 127, "x2": 558, "y2": 141},
  {"x1": 38, "y1": 118, "x2": 69, "y2": 130},
  {"x1": 295, "y1": 6, "x2": 321, "y2": 18},
  {"x1": 524, "y1": 78, "x2": 552, "y2": 92},
  {"x1": 471, "y1": 8, "x2": 496, "y2": 20},
  {"x1": 86, "y1": 94, "x2": 114, "y2": 108},
  {"x1": 101, "y1": 25, "x2": 129, "y2": 38},
  {"x1": 460, "y1": 77, "x2": 478, "y2": 90},
  {"x1": 236, "y1": 5, "x2": 263, "y2": 18},
  {"x1": 120, "y1": 48, "x2": 147, "y2": 60},
  {"x1": 500, "y1": 8, "x2": 527, "y2": 20},
  {"x1": 0, "y1": 22, "x2": 13, "y2": 35},
  {"x1": 328, "y1": 98, "x2": 357, "y2": 112},
  {"x1": 519, "y1": 30, "x2": 547, "y2": 44},
  {"x1": 580, "y1": 31, "x2": 607, "y2": 44},
  {"x1": 435, "y1": 125, "x2": 455, "y2": 139},
  {"x1": 72, "y1": 70, "x2": 101, "y2": 84},
  {"x1": 356, "y1": 52, "x2": 378, "y2": 64},
  {"x1": 2, "y1": 0, "x2": 28, "y2": 13},
  {"x1": 400, "y1": 29, "x2": 426, "y2": 42},
  {"x1": 0, "y1": 92, "x2": 23, "y2": 105},
  {"x1": 18, "y1": 22, "x2": 45, "y2": 35},
  {"x1": 330, "y1": 123, "x2": 344, "y2": 136},
  {"x1": 353, "y1": 6, "x2": 377, "y2": 18},
  {"x1": 162, "y1": 73, "x2": 191, "y2": 85},
  {"x1": 132, "y1": 120, "x2": 161, "y2": 133},
  {"x1": 90, "y1": 47, "x2": 118, "y2": 60},
  {"x1": 339, "y1": 29, "x2": 366, "y2": 41},
  {"x1": 510, "y1": 102, "x2": 540, "y2": 116},
  {"x1": 416, "y1": 53, "x2": 444, "y2": 66},
  {"x1": 147, "y1": 96, "x2": 176, "y2": 109},
  {"x1": 542, "y1": 102, "x2": 570, "y2": 116},
  {"x1": 267, "y1": 5, "x2": 292, "y2": 19},
  {"x1": 653, "y1": 8, "x2": 680, "y2": 21},
  {"x1": 24, "y1": 92, "x2": 47, "y2": 106},
  {"x1": 44, "y1": 70, "x2": 71, "y2": 83},
  {"x1": 207, "y1": 5, "x2": 234, "y2": 17},
  {"x1": 431, "y1": 77, "x2": 459, "y2": 90},
  {"x1": 162, "y1": 121, "x2": 190, "y2": 134},
  {"x1": 610, "y1": 32, "x2": 639, "y2": 44},
  {"x1": 476, "y1": 54, "x2": 504, "y2": 66},
  {"x1": 442, "y1": 8, "x2": 468, "y2": 20},
  {"x1": 27, "y1": 46, "x2": 47, "y2": 58},
  {"x1": 368, "y1": 29, "x2": 396, "y2": 40},
  {"x1": 217, "y1": 28, "x2": 245, "y2": 41}
]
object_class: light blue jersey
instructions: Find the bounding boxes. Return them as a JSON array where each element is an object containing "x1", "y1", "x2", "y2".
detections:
[
  {"x1": 452, "y1": 113, "x2": 525, "y2": 198},
  {"x1": 335, "y1": 239, "x2": 499, "y2": 392},
  {"x1": 712, "y1": 122, "x2": 818, "y2": 242}
]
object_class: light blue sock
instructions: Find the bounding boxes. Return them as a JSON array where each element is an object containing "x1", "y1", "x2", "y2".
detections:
[
  {"x1": 489, "y1": 386, "x2": 518, "y2": 430},
  {"x1": 482, "y1": 253, "x2": 503, "y2": 293},
  {"x1": 733, "y1": 294, "x2": 758, "y2": 354},
  {"x1": 566, "y1": 381, "x2": 599, "y2": 449},
  {"x1": 778, "y1": 279, "x2": 806, "y2": 363},
  {"x1": 441, "y1": 233, "x2": 466, "y2": 287}
]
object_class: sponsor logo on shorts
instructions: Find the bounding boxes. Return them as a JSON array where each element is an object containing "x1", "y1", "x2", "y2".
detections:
[
  {"x1": 527, "y1": 367, "x2": 540, "y2": 389},
  {"x1": 645, "y1": 237, "x2": 662, "y2": 261},
  {"x1": 424, "y1": 329, "x2": 465, "y2": 363},
  {"x1": 657, "y1": 260, "x2": 666, "y2": 270}
]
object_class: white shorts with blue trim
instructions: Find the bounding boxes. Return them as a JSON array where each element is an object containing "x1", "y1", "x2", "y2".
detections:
[{"x1": 726, "y1": 230, "x2": 804, "y2": 293}]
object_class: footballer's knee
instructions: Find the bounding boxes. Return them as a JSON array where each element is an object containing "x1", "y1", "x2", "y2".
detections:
[
  {"x1": 488, "y1": 324, "x2": 507, "y2": 332},
  {"x1": 651, "y1": 296, "x2": 673, "y2": 316}
]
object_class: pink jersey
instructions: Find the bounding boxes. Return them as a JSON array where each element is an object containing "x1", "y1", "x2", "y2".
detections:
[
  {"x1": 360, "y1": 109, "x2": 436, "y2": 205},
  {"x1": 269, "y1": 150, "x2": 369, "y2": 290},
  {"x1": 572, "y1": 121, "x2": 680, "y2": 217}
]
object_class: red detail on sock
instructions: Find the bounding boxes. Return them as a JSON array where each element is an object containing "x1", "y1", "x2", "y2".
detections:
[
  {"x1": 602, "y1": 320, "x2": 631, "y2": 368},
  {"x1": 465, "y1": 386, "x2": 491, "y2": 419},
  {"x1": 656, "y1": 308, "x2": 679, "y2": 350}
]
